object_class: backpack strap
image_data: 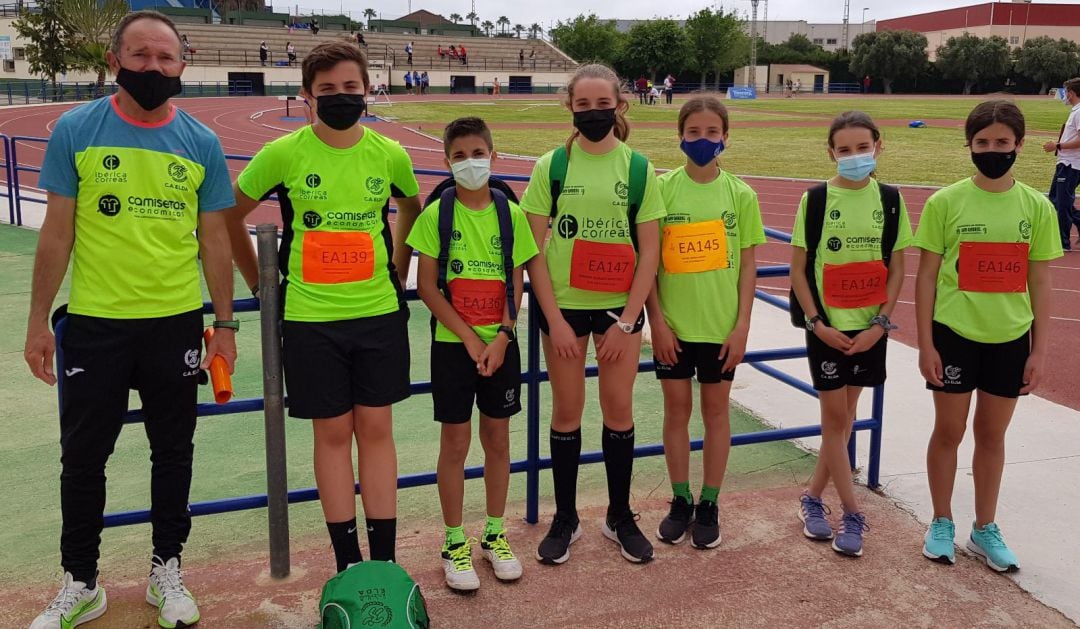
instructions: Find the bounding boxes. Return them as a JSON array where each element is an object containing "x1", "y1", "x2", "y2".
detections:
[
  {"x1": 436, "y1": 186, "x2": 457, "y2": 301},
  {"x1": 802, "y1": 183, "x2": 830, "y2": 326},
  {"x1": 491, "y1": 188, "x2": 518, "y2": 321},
  {"x1": 627, "y1": 150, "x2": 649, "y2": 251},
  {"x1": 877, "y1": 182, "x2": 901, "y2": 267},
  {"x1": 548, "y1": 146, "x2": 568, "y2": 219}
]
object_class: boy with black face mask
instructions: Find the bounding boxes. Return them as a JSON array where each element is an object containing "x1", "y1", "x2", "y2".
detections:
[{"x1": 224, "y1": 41, "x2": 422, "y2": 573}]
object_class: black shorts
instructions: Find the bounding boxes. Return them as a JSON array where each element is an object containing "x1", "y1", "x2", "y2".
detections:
[
  {"x1": 535, "y1": 306, "x2": 645, "y2": 338},
  {"x1": 431, "y1": 340, "x2": 522, "y2": 423},
  {"x1": 806, "y1": 328, "x2": 887, "y2": 391},
  {"x1": 654, "y1": 340, "x2": 735, "y2": 383},
  {"x1": 282, "y1": 308, "x2": 411, "y2": 418},
  {"x1": 927, "y1": 321, "x2": 1030, "y2": 398}
]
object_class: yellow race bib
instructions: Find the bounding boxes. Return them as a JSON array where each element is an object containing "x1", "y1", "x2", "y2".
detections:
[{"x1": 662, "y1": 220, "x2": 729, "y2": 274}]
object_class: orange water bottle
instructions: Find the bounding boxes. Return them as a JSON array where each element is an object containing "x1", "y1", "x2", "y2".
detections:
[{"x1": 203, "y1": 328, "x2": 233, "y2": 404}]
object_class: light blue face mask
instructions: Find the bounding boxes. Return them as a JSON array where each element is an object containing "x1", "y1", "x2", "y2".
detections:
[{"x1": 836, "y1": 151, "x2": 877, "y2": 181}]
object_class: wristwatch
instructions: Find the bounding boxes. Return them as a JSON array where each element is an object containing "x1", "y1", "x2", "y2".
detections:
[
  {"x1": 497, "y1": 325, "x2": 516, "y2": 342},
  {"x1": 805, "y1": 315, "x2": 823, "y2": 332},
  {"x1": 213, "y1": 319, "x2": 240, "y2": 331},
  {"x1": 606, "y1": 310, "x2": 636, "y2": 334},
  {"x1": 869, "y1": 314, "x2": 898, "y2": 334}
]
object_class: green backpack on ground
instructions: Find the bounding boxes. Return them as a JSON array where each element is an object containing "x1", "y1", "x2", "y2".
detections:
[{"x1": 318, "y1": 561, "x2": 430, "y2": 629}]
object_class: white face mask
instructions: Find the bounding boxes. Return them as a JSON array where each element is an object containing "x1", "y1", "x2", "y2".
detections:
[{"x1": 450, "y1": 158, "x2": 491, "y2": 191}]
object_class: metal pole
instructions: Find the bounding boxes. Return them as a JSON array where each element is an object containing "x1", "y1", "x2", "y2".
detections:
[
  {"x1": 868, "y1": 384, "x2": 884, "y2": 488},
  {"x1": 525, "y1": 286, "x2": 541, "y2": 525},
  {"x1": 257, "y1": 224, "x2": 290, "y2": 578}
]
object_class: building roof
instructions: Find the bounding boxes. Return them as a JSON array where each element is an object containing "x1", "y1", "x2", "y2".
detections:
[
  {"x1": 770, "y1": 64, "x2": 829, "y2": 73},
  {"x1": 396, "y1": 9, "x2": 454, "y2": 27},
  {"x1": 878, "y1": 2, "x2": 1080, "y2": 32}
]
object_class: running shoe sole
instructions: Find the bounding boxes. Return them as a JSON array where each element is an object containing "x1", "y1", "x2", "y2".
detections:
[
  {"x1": 965, "y1": 539, "x2": 1019, "y2": 573},
  {"x1": 797, "y1": 507, "x2": 834, "y2": 540},
  {"x1": 601, "y1": 522, "x2": 653, "y2": 564},
  {"x1": 691, "y1": 530, "x2": 722, "y2": 549},
  {"x1": 145, "y1": 589, "x2": 198, "y2": 628},
  {"x1": 481, "y1": 550, "x2": 523, "y2": 581},
  {"x1": 831, "y1": 539, "x2": 863, "y2": 557},
  {"x1": 655, "y1": 526, "x2": 688, "y2": 545},
  {"x1": 442, "y1": 560, "x2": 481, "y2": 591},
  {"x1": 534, "y1": 524, "x2": 582, "y2": 565},
  {"x1": 921, "y1": 545, "x2": 956, "y2": 565}
]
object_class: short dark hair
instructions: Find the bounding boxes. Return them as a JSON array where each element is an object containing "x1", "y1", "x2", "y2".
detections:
[
  {"x1": 1065, "y1": 77, "x2": 1080, "y2": 98},
  {"x1": 827, "y1": 111, "x2": 880, "y2": 148},
  {"x1": 443, "y1": 117, "x2": 493, "y2": 157},
  {"x1": 111, "y1": 10, "x2": 183, "y2": 57},
  {"x1": 302, "y1": 41, "x2": 369, "y2": 93},
  {"x1": 965, "y1": 100, "x2": 1025, "y2": 144}
]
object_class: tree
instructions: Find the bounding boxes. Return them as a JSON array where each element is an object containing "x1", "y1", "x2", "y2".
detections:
[
  {"x1": 760, "y1": 34, "x2": 832, "y2": 66},
  {"x1": 620, "y1": 19, "x2": 690, "y2": 79},
  {"x1": 12, "y1": 0, "x2": 72, "y2": 90},
  {"x1": 550, "y1": 14, "x2": 625, "y2": 66},
  {"x1": 449, "y1": 13, "x2": 461, "y2": 23},
  {"x1": 481, "y1": 20, "x2": 494, "y2": 37},
  {"x1": 684, "y1": 8, "x2": 747, "y2": 88},
  {"x1": 1015, "y1": 36, "x2": 1080, "y2": 94},
  {"x1": 466, "y1": 11, "x2": 478, "y2": 26},
  {"x1": 513, "y1": 24, "x2": 524, "y2": 39},
  {"x1": 849, "y1": 29, "x2": 929, "y2": 94},
  {"x1": 529, "y1": 23, "x2": 542, "y2": 39},
  {"x1": 57, "y1": 0, "x2": 129, "y2": 91},
  {"x1": 363, "y1": 8, "x2": 376, "y2": 30},
  {"x1": 497, "y1": 16, "x2": 510, "y2": 35},
  {"x1": 935, "y1": 33, "x2": 1009, "y2": 94}
]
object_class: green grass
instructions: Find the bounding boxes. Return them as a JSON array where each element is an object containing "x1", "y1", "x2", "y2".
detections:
[
  {"x1": 380, "y1": 101, "x2": 811, "y2": 124},
  {"x1": 0, "y1": 224, "x2": 815, "y2": 584}
]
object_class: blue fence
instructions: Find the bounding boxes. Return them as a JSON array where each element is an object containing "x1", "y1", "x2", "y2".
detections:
[{"x1": 0, "y1": 81, "x2": 254, "y2": 106}]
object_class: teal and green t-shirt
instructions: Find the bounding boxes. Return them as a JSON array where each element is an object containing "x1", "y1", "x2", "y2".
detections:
[
  {"x1": 519, "y1": 142, "x2": 666, "y2": 310},
  {"x1": 656, "y1": 167, "x2": 766, "y2": 343},
  {"x1": 791, "y1": 181, "x2": 914, "y2": 332},
  {"x1": 38, "y1": 96, "x2": 234, "y2": 319},
  {"x1": 914, "y1": 177, "x2": 1062, "y2": 343},
  {"x1": 238, "y1": 125, "x2": 420, "y2": 322},
  {"x1": 407, "y1": 196, "x2": 539, "y2": 343}
]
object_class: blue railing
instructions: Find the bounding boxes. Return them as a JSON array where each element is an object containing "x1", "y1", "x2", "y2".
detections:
[{"x1": 1, "y1": 81, "x2": 255, "y2": 106}]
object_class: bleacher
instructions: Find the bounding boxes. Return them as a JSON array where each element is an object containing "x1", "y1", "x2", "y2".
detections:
[{"x1": 175, "y1": 23, "x2": 576, "y2": 72}]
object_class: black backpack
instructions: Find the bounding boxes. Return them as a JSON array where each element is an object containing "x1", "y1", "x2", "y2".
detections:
[{"x1": 788, "y1": 182, "x2": 901, "y2": 328}]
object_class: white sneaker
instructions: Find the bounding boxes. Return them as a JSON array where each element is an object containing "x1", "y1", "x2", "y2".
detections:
[
  {"x1": 29, "y1": 572, "x2": 107, "y2": 629},
  {"x1": 441, "y1": 539, "x2": 480, "y2": 591},
  {"x1": 480, "y1": 531, "x2": 523, "y2": 581},
  {"x1": 146, "y1": 556, "x2": 200, "y2": 628}
]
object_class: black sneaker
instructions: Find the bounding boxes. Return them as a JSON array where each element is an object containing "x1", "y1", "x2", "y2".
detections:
[
  {"x1": 655, "y1": 496, "x2": 694, "y2": 544},
  {"x1": 535, "y1": 511, "x2": 581, "y2": 565},
  {"x1": 691, "y1": 500, "x2": 722, "y2": 549},
  {"x1": 602, "y1": 511, "x2": 654, "y2": 563}
]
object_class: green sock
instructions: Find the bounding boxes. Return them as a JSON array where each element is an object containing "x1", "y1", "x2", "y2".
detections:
[
  {"x1": 700, "y1": 485, "x2": 720, "y2": 504},
  {"x1": 484, "y1": 515, "x2": 504, "y2": 537},
  {"x1": 672, "y1": 481, "x2": 693, "y2": 502},
  {"x1": 444, "y1": 525, "x2": 466, "y2": 548}
]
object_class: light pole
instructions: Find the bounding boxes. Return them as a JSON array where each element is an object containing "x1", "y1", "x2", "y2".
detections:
[{"x1": 862, "y1": 8, "x2": 869, "y2": 35}]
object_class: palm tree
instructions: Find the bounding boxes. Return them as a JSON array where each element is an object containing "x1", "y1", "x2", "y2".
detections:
[
  {"x1": 56, "y1": 0, "x2": 128, "y2": 90},
  {"x1": 481, "y1": 20, "x2": 494, "y2": 37},
  {"x1": 363, "y1": 8, "x2": 376, "y2": 30},
  {"x1": 466, "y1": 11, "x2": 478, "y2": 26},
  {"x1": 529, "y1": 23, "x2": 541, "y2": 39},
  {"x1": 449, "y1": 13, "x2": 462, "y2": 23},
  {"x1": 497, "y1": 16, "x2": 510, "y2": 35},
  {"x1": 513, "y1": 24, "x2": 524, "y2": 39}
]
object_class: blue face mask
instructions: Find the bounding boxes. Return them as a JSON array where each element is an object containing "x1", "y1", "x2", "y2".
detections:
[
  {"x1": 836, "y1": 151, "x2": 877, "y2": 181},
  {"x1": 680, "y1": 137, "x2": 725, "y2": 167}
]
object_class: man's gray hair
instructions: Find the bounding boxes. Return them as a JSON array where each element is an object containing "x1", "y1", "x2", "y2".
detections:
[{"x1": 110, "y1": 10, "x2": 183, "y2": 57}]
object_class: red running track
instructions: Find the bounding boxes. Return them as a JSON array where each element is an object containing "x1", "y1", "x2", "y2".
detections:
[{"x1": 2, "y1": 96, "x2": 1077, "y2": 410}]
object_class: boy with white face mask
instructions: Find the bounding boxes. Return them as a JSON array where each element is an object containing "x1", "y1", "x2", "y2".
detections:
[{"x1": 407, "y1": 117, "x2": 539, "y2": 591}]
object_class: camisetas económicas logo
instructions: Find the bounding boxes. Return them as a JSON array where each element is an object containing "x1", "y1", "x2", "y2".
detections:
[
  {"x1": 1019, "y1": 219, "x2": 1032, "y2": 240},
  {"x1": 102, "y1": 155, "x2": 121, "y2": 170},
  {"x1": 557, "y1": 214, "x2": 578, "y2": 239},
  {"x1": 365, "y1": 176, "x2": 386, "y2": 195},
  {"x1": 450, "y1": 259, "x2": 464, "y2": 274},
  {"x1": 303, "y1": 211, "x2": 322, "y2": 228},
  {"x1": 306, "y1": 173, "x2": 322, "y2": 188},
  {"x1": 98, "y1": 194, "x2": 121, "y2": 216},
  {"x1": 168, "y1": 162, "x2": 188, "y2": 183},
  {"x1": 614, "y1": 181, "x2": 629, "y2": 200},
  {"x1": 826, "y1": 236, "x2": 843, "y2": 252}
]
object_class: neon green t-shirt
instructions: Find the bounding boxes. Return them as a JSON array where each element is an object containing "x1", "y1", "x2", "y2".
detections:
[
  {"x1": 238, "y1": 126, "x2": 419, "y2": 322},
  {"x1": 519, "y1": 142, "x2": 666, "y2": 310},
  {"x1": 913, "y1": 177, "x2": 1063, "y2": 343},
  {"x1": 791, "y1": 181, "x2": 914, "y2": 332},
  {"x1": 407, "y1": 196, "x2": 539, "y2": 343},
  {"x1": 656, "y1": 167, "x2": 766, "y2": 343}
]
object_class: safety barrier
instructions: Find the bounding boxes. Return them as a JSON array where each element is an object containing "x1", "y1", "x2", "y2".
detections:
[
  {"x1": 33, "y1": 157, "x2": 883, "y2": 577},
  {"x1": 0, "y1": 81, "x2": 254, "y2": 106}
]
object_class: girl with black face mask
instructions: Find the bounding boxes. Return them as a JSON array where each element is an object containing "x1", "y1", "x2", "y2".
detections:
[
  {"x1": 519, "y1": 63, "x2": 666, "y2": 566},
  {"x1": 913, "y1": 100, "x2": 1062, "y2": 572}
]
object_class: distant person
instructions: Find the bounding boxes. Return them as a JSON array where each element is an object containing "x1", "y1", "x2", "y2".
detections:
[
  {"x1": 406, "y1": 41, "x2": 413, "y2": 65},
  {"x1": 421, "y1": 71, "x2": 429, "y2": 95},
  {"x1": 438, "y1": 44, "x2": 445, "y2": 58},
  {"x1": 492, "y1": 76, "x2": 500, "y2": 96},
  {"x1": 412, "y1": 70, "x2": 420, "y2": 94},
  {"x1": 450, "y1": 75, "x2": 456, "y2": 94},
  {"x1": 287, "y1": 41, "x2": 296, "y2": 66},
  {"x1": 519, "y1": 48, "x2": 525, "y2": 69},
  {"x1": 635, "y1": 75, "x2": 647, "y2": 104},
  {"x1": 785, "y1": 78, "x2": 793, "y2": 98},
  {"x1": 862, "y1": 75, "x2": 871, "y2": 94},
  {"x1": 181, "y1": 33, "x2": 191, "y2": 60},
  {"x1": 648, "y1": 85, "x2": 661, "y2": 105},
  {"x1": 663, "y1": 73, "x2": 674, "y2": 104},
  {"x1": 311, "y1": 18, "x2": 319, "y2": 35},
  {"x1": 356, "y1": 31, "x2": 366, "y2": 47},
  {"x1": 459, "y1": 44, "x2": 467, "y2": 65},
  {"x1": 449, "y1": 44, "x2": 458, "y2": 59},
  {"x1": 794, "y1": 78, "x2": 802, "y2": 96},
  {"x1": 529, "y1": 48, "x2": 536, "y2": 69},
  {"x1": 405, "y1": 70, "x2": 413, "y2": 95},
  {"x1": 259, "y1": 40, "x2": 268, "y2": 66},
  {"x1": 1045, "y1": 77, "x2": 1080, "y2": 250}
]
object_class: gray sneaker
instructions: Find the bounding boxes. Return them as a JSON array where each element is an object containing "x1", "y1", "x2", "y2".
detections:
[
  {"x1": 832, "y1": 511, "x2": 869, "y2": 557},
  {"x1": 798, "y1": 493, "x2": 834, "y2": 540}
]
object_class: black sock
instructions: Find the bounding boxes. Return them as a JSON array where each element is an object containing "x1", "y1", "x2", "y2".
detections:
[
  {"x1": 366, "y1": 518, "x2": 397, "y2": 562},
  {"x1": 326, "y1": 519, "x2": 363, "y2": 572},
  {"x1": 602, "y1": 424, "x2": 635, "y2": 519},
  {"x1": 550, "y1": 428, "x2": 582, "y2": 518},
  {"x1": 71, "y1": 571, "x2": 96, "y2": 590}
]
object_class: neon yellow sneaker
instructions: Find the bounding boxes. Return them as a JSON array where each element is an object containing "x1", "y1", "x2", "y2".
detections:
[
  {"x1": 481, "y1": 531, "x2": 523, "y2": 581},
  {"x1": 30, "y1": 572, "x2": 107, "y2": 629},
  {"x1": 442, "y1": 538, "x2": 480, "y2": 591}
]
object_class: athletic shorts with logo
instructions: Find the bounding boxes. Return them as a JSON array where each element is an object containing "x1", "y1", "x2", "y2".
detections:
[
  {"x1": 654, "y1": 340, "x2": 736, "y2": 383},
  {"x1": 431, "y1": 340, "x2": 522, "y2": 423},
  {"x1": 282, "y1": 308, "x2": 411, "y2": 418},
  {"x1": 806, "y1": 328, "x2": 887, "y2": 391},
  {"x1": 535, "y1": 305, "x2": 645, "y2": 337},
  {"x1": 927, "y1": 321, "x2": 1029, "y2": 398}
]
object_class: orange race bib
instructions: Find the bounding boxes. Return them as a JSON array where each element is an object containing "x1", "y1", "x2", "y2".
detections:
[
  {"x1": 449, "y1": 278, "x2": 505, "y2": 326},
  {"x1": 302, "y1": 231, "x2": 375, "y2": 284},
  {"x1": 958, "y1": 242, "x2": 1028, "y2": 293},
  {"x1": 823, "y1": 260, "x2": 888, "y2": 308},
  {"x1": 662, "y1": 220, "x2": 729, "y2": 274},
  {"x1": 569, "y1": 239, "x2": 636, "y2": 293}
]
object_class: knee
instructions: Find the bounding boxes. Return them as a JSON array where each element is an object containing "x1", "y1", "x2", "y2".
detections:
[
  {"x1": 931, "y1": 424, "x2": 966, "y2": 450},
  {"x1": 663, "y1": 398, "x2": 693, "y2": 426},
  {"x1": 701, "y1": 408, "x2": 731, "y2": 435},
  {"x1": 355, "y1": 417, "x2": 394, "y2": 444},
  {"x1": 441, "y1": 428, "x2": 471, "y2": 462},
  {"x1": 972, "y1": 424, "x2": 1006, "y2": 450},
  {"x1": 479, "y1": 425, "x2": 508, "y2": 456}
]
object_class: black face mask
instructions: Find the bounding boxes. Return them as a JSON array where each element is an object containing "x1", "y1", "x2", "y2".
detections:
[
  {"x1": 970, "y1": 150, "x2": 1016, "y2": 180},
  {"x1": 116, "y1": 67, "x2": 181, "y2": 112},
  {"x1": 573, "y1": 108, "x2": 617, "y2": 143},
  {"x1": 315, "y1": 93, "x2": 366, "y2": 130}
]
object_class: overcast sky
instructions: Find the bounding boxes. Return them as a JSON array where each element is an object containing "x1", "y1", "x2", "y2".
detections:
[{"x1": 281, "y1": 0, "x2": 1079, "y2": 29}]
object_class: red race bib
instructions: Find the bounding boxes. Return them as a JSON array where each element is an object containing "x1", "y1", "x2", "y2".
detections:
[
  {"x1": 569, "y1": 240, "x2": 636, "y2": 293},
  {"x1": 958, "y1": 242, "x2": 1028, "y2": 293},
  {"x1": 449, "y1": 278, "x2": 505, "y2": 326},
  {"x1": 822, "y1": 260, "x2": 888, "y2": 308},
  {"x1": 302, "y1": 231, "x2": 375, "y2": 284}
]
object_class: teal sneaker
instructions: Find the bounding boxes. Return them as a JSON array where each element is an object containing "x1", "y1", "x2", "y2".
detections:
[
  {"x1": 922, "y1": 517, "x2": 956, "y2": 564},
  {"x1": 966, "y1": 522, "x2": 1019, "y2": 573}
]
